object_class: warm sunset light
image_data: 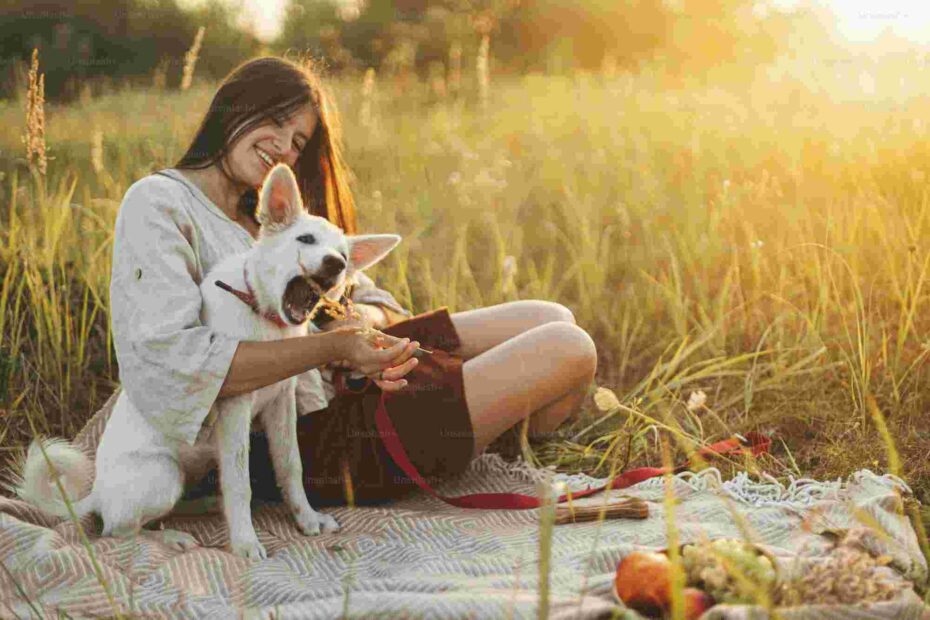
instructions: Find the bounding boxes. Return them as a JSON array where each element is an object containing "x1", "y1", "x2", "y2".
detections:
[
  {"x1": 825, "y1": 0, "x2": 930, "y2": 44},
  {"x1": 5, "y1": 0, "x2": 930, "y2": 617}
]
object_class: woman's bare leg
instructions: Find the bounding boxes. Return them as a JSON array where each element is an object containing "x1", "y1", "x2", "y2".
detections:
[
  {"x1": 461, "y1": 321, "x2": 597, "y2": 458},
  {"x1": 449, "y1": 300, "x2": 576, "y2": 361},
  {"x1": 524, "y1": 382, "x2": 590, "y2": 437}
]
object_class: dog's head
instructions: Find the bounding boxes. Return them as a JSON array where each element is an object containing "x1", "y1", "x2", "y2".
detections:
[{"x1": 251, "y1": 163, "x2": 400, "y2": 326}]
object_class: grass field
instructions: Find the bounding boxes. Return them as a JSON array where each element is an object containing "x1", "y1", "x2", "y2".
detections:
[{"x1": 3, "y1": 58, "x2": 930, "y2": 518}]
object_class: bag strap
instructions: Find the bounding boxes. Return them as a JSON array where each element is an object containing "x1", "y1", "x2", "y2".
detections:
[{"x1": 374, "y1": 390, "x2": 771, "y2": 509}]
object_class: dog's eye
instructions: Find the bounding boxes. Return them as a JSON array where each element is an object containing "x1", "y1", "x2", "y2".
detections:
[{"x1": 297, "y1": 234, "x2": 316, "y2": 245}]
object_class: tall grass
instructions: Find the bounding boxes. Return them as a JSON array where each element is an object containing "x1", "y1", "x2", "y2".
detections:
[{"x1": 2, "y1": 54, "x2": 930, "y2": 507}]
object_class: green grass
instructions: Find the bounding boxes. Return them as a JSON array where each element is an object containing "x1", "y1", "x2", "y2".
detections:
[
  {"x1": 4, "y1": 66, "x2": 930, "y2": 494},
  {"x1": 2, "y1": 62, "x2": 930, "y2": 615}
]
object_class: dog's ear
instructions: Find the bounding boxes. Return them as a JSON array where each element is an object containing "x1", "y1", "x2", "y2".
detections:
[
  {"x1": 346, "y1": 234, "x2": 401, "y2": 272},
  {"x1": 258, "y1": 163, "x2": 302, "y2": 231}
]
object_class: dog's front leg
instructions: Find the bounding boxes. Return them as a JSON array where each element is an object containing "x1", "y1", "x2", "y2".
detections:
[
  {"x1": 262, "y1": 380, "x2": 340, "y2": 535},
  {"x1": 214, "y1": 395, "x2": 266, "y2": 560}
]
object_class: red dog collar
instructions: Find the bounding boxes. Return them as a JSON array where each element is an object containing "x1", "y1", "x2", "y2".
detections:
[{"x1": 214, "y1": 265, "x2": 291, "y2": 329}]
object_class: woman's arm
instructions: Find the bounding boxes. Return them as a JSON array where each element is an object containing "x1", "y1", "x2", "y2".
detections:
[
  {"x1": 218, "y1": 332, "x2": 342, "y2": 398},
  {"x1": 111, "y1": 177, "x2": 242, "y2": 445},
  {"x1": 349, "y1": 270, "x2": 412, "y2": 328}
]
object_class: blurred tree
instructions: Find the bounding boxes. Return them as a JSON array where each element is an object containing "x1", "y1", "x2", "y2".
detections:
[
  {"x1": 272, "y1": 0, "x2": 674, "y2": 76},
  {"x1": 497, "y1": 0, "x2": 672, "y2": 72},
  {"x1": 0, "y1": 0, "x2": 262, "y2": 101},
  {"x1": 657, "y1": 0, "x2": 795, "y2": 82}
]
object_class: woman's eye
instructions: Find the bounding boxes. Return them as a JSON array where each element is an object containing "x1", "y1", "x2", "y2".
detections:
[
  {"x1": 293, "y1": 140, "x2": 302, "y2": 151},
  {"x1": 297, "y1": 234, "x2": 316, "y2": 244}
]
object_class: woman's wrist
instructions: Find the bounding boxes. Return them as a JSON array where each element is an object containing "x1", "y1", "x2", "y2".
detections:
[{"x1": 315, "y1": 329, "x2": 349, "y2": 363}]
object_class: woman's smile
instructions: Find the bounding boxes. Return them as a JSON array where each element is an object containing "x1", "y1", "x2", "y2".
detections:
[{"x1": 256, "y1": 146, "x2": 276, "y2": 171}]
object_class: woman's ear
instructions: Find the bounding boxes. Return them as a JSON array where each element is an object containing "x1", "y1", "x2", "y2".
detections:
[
  {"x1": 346, "y1": 234, "x2": 402, "y2": 272},
  {"x1": 257, "y1": 164, "x2": 303, "y2": 230}
]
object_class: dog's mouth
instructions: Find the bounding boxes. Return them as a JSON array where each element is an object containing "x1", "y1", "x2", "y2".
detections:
[{"x1": 282, "y1": 276, "x2": 321, "y2": 325}]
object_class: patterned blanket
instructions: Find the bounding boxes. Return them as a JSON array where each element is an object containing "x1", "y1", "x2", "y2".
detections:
[{"x1": 1, "y1": 399, "x2": 928, "y2": 619}]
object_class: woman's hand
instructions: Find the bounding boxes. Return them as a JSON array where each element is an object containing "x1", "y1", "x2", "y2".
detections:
[{"x1": 330, "y1": 326, "x2": 419, "y2": 392}]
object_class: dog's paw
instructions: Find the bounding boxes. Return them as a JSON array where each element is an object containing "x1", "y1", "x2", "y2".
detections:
[
  {"x1": 319, "y1": 512, "x2": 340, "y2": 533},
  {"x1": 230, "y1": 536, "x2": 267, "y2": 560},
  {"x1": 142, "y1": 528, "x2": 199, "y2": 551},
  {"x1": 294, "y1": 508, "x2": 340, "y2": 536}
]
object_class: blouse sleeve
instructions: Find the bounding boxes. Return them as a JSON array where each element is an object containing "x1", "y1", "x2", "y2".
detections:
[
  {"x1": 109, "y1": 176, "x2": 240, "y2": 445},
  {"x1": 349, "y1": 270, "x2": 412, "y2": 325}
]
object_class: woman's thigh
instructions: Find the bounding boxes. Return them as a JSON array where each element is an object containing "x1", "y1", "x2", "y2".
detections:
[
  {"x1": 462, "y1": 321, "x2": 597, "y2": 457},
  {"x1": 449, "y1": 300, "x2": 575, "y2": 360}
]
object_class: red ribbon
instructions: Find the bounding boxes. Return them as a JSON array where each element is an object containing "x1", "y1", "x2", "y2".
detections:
[{"x1": 374, "y1": 390, "x2": 771, "y2": 509}]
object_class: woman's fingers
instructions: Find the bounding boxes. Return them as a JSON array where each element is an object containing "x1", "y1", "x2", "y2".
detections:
[
  {"x1": 381, "y1": 356, "x2": 418, "y2": 381},
  {"x1": 374, "y1": 377, "x2": 408, "y2": 392},
  {"x1": 370, "y1": 342, "x2": 420, "y2": 389},
  {"x1": 376, "y1": 339, "x2": 418, "y2": 366}
]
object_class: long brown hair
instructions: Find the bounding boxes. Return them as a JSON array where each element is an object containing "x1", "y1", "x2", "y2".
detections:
[{"x1": 174, "y1": 56, "x2": 358, "y2": 234}]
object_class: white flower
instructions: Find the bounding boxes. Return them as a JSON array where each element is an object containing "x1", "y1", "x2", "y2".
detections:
[
  {"x1": 502, "y1": 255, "x2": 517, "y2": 278},
  {"x1": 686, "y1": 390, "x2": 707, "y2": 412},
  {"x1": 501, "y1": 255, "x2": 517, "y2": 292},
  {"x1": 751, "y1": 239, "x2": 764, "y2": 249},
  {"x1": 594, "y1": 387, "x2": 621, "y2": 412},
  {"x1": 448, "y1": 171, "x2": 462, "y2": 185}
]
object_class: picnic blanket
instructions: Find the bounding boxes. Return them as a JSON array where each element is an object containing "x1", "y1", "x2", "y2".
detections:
[{"x1": 1, "y1": 401, "x2": 928, "y2": 618}]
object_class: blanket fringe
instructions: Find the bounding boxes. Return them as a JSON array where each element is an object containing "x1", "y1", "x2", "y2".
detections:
[{"x1": 471, "y1": 453, "x2": 912, "y2": 510}]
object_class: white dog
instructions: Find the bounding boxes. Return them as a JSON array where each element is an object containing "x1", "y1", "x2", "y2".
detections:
[{"x1": 13, "y1": 163, "x2": 401, "y2": 559}]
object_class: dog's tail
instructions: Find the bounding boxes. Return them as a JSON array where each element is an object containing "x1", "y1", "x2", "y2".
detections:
[{"x1": 7, "y1": 437, "x2": 96, "y2": 518}]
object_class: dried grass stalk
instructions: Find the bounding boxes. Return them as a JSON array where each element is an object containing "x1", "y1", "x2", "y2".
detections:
[
  {"x1": 448, "y1": 41, "x2": 462, "y2": 95},
  {"x1": 181, "y1": 26, "x2": 205, "y2": 91},
  {"x1": 22, "y1": 48, "x2": 46, "y2": 176},
  {"x1": 476, "y1": 35, "x2": 490, "y2": 110},
  {"x1": 90, "y1": 128, "x2": 104, "y2": 175},
  {"x1": 360, "y1": 67, "x2": 375, "y2": 129},
  {"x1": 152, "y1": 56, "x2": 169, "y2": 90}
]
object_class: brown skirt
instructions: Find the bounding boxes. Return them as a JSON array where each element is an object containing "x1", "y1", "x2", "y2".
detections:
[{"x1": 186, "y1": 307, "x2": 477, "y2": 506}]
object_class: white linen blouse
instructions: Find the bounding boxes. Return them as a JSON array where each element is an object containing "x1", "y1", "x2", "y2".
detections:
[{"x1": 109, "y1": 168, "x2": 411, "y2": 445}]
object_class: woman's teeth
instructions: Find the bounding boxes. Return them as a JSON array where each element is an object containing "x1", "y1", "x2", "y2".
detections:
[{"x1": 256, "y1": 147, "x2": 274, "y2": 169}]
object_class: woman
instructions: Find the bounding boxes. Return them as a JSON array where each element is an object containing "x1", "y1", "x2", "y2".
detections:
[{"x1": 105, "y1": 55, "x2": 597, "y2": 509}]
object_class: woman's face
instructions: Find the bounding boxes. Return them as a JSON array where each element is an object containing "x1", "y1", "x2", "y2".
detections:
[{"x1": 224, "y1": 103, "x2": 318, "y2": 189}]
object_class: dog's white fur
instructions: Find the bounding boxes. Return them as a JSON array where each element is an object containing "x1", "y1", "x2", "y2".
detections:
[{"x1": 13, "y1": 164, "x2": 401, "y2": 559}]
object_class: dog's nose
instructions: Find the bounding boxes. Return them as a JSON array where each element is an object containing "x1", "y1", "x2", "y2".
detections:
[{"x1": 321, "y1": 255, "x2": 346, "y2": 278}]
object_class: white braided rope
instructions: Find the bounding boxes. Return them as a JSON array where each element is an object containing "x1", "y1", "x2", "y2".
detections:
[{"x1": 470, "y1": 454, "x2": 912, "y2": 510}]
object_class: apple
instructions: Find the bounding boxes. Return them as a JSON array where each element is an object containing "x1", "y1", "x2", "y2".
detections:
[
  {"x1": 682, "y1": 587, "x2": 715, "y2": 619},
  {"x1": 614, "y1": 551, "x2": 672, "y2": 615}
]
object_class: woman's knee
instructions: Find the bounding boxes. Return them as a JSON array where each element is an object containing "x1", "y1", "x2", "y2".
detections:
[
  {"x1": 516, "y1": 299, "x2": 576, "y2": 326},
  {"x1": 539, "y1": 321, "x2": 597, "y2": 380}
]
